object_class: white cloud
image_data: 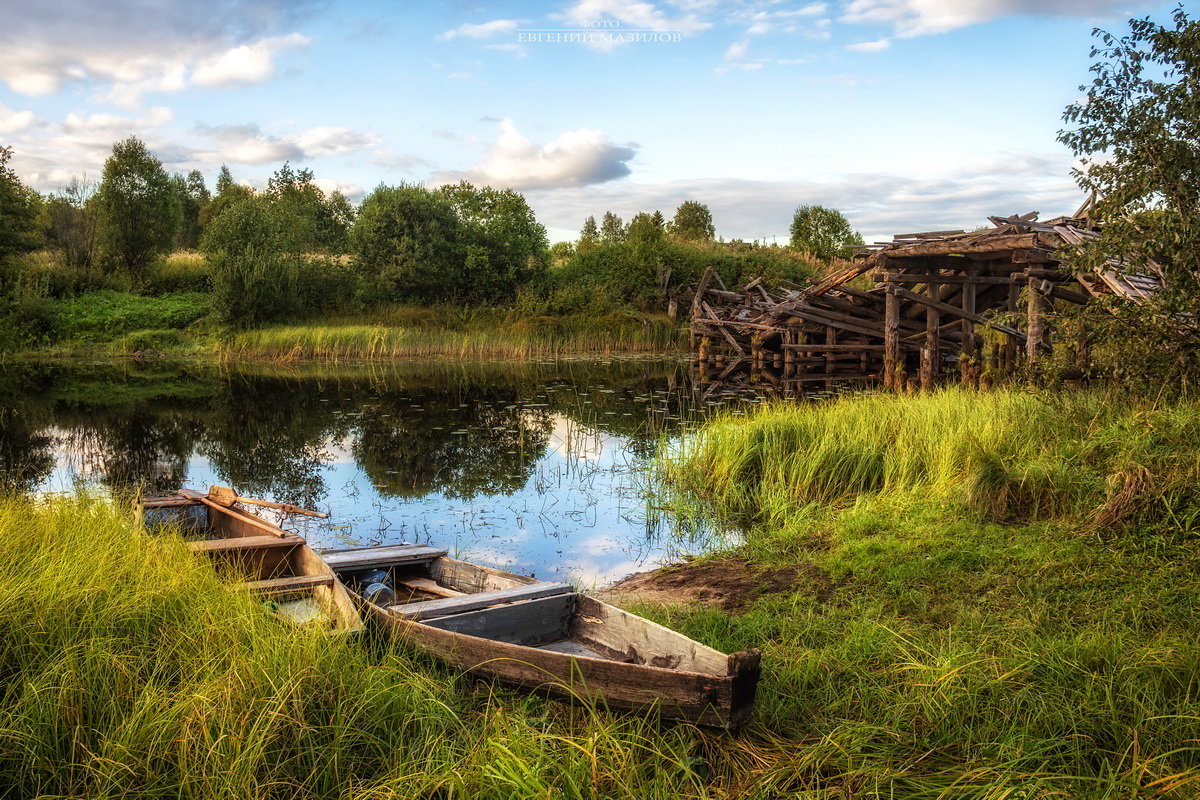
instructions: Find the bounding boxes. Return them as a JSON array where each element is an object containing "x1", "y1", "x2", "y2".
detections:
[
  {"x1": 192, "y1": 34, "x2": 309, "y2": 88},
  {"x1": 0, "y1": 0, "x2": 313, "y2": 102},
  {"x1": 0, "y1": 104, "x2": 39, "y2": 134},
  {"x1": 724, "y1": 39, "x2": 748, "y2": 60},
  {"x1": 846, "y1": 38, "x2": 890, "y2": 52},
  {"x1": 193, "y1": 123, "x2": 380, "y2": 165},
  {"x1": 840, "y1": 0, "x2": 1155, "y2": 38},
  {"x1": 436, "y1": 120, "x2": 637, "y2": 190},
  {"x1": 521, "y1": 153, "x2": 1082, "y2": 244},
  {"x1": 438, "y1": 19, "x2": 519, "y2": 41}
]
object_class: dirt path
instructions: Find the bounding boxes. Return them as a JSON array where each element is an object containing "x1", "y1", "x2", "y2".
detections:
[{"x1": 600, "y1": 556, "x2": 833, "y2": 612}]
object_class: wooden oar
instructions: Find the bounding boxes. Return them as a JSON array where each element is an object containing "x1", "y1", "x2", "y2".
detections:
[{"x1": 206, "y1": 485, "x2": 330, "y2": 518}]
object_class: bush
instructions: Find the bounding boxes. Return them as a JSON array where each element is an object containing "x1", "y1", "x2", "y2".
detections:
[{"x1": 49, "y1": 291, "x2": 211, "y2": 340}]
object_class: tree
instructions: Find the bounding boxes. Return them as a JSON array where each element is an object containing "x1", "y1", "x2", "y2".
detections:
[
  {"x1": 1056, "y1": 6, "x2": 1200, "y2": 384},
  {"x1": 199, "y1": 165, "x2": 252, "y2": 231},
  {"x1": 351, "y1": 184, "x2": 462, "y2": 303},
  {"x1": 93, "y1": 136, "x2": 181, "y2": 276},
  {"x1": 1059, "y1": 6, "x2": 1200, "y2": 301},
  {"x1": 578, "y1": 215, "x2": 599, "y2": 253},
  {"x1": 438, "y1": 181, "x2": 549, "y2": 299},
  {"x1": 0, "y1": 147, "x2": 41, "y2": 268},
  {"x1": 788, "y1": 204, "x2": 862, "y2": 261},
  {"x1": 201, "y1": 195, "x2": 298, "y2": 327},
  {"x1": 669, "y1": 201, "x2": 715, "y2": 241},
  {"x1": 41, "y1": 176, "x2": 97, "y2": 270},
  {"x1": 599, "y1": 211, "x2": 625, "y2": 244},
  {"x1": 174, "y1": 170, "x2": 209, "y2": 250},
  {"x1": 627, "y1": 211, "x2": 665, "y2": 245}
]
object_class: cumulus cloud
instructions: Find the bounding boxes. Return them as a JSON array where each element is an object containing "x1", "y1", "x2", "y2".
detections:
[
  {"x1": 194, "y1": 123, "x2": 380, "y2": 165},
  {"x1": 520, "y1": 153, "x2": 1081, "y2": 243},
  {"x1": 0, "y1": 104, "x2": 40, "y2": 135},
  {"x1": 438, "y1": 19, "x2": 519, "y2": 41},
  {"x1": 436, "y1": 120, "x2": 636, "y2": 190},
  {"x1": 846, "y1": 38, "x2": 890, "y2": 52},
  {"x1": 840, "y1": 0, "x2": 1155, "y2": 38},
  {"x1": 0, "y1": 0, "x2": 313, "y2": 102}
]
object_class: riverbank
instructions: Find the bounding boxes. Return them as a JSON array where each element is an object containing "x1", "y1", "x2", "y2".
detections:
[
  {"x1": 3, "y1": 291, "x2": 684, "y2": 361},
  {"x1": 634, "y1": 387, "x2": 1200, "y2": 795}
]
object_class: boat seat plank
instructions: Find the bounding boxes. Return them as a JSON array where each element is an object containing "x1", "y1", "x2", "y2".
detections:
[
  {"x1": 189, "y1": 533, "x2": 304, "y2": 554},
  {"x1": 397, "y1": 577, "x2": 464, "y2": 598},
  {"x1": 388, "y1": 581, "x2": 573, "y2": 621},
  {"x1": 244, "y1": 574, "x2": 334, "y2": 597},
  {"x1": 322, "y1": 544, "x2": 447, "y2": 572}
]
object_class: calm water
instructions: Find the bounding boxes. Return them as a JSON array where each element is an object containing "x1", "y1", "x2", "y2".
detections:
[{"x1": 0, "y1": 358, "x2": 758, "y2": 586}]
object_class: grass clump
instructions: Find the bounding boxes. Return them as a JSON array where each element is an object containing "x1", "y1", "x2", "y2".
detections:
[
  {"x1": 645, "y1": 388, "x2": 1200, "y2": 796},
  {"x1": 0, "y1": 495, "x2": 726, "y2": 800}
]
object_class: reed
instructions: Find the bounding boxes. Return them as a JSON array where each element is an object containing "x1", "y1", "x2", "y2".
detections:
[{"x1": 219, "y1": 309, "x2": 683, "y2": 362}]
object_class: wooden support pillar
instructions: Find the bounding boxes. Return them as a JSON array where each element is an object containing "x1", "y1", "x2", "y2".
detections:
[
  {"x1": 884, "y1": 283, "x2": 900, "y2": 391},
  {"x1": 783, "y1": 330, "x2": 796, "y2": 377},
  {"x1": 960, "y1": 269, "x2": 977, "y2": 387},
  {"x1": 1003, "y1": 282, "x2": 1020, "y2": 374},
  {"x1": 920, "y1": 271, "x2": 940, "y2": 390},
  {"x1": 824, "y1": 326, "x2": 836, "y2": 376},
  {"x1": 1026, "y1": 276, "x2": 1049, "y2": 372}
]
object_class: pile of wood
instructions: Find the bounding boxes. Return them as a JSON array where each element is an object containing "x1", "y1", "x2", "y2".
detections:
[{"x1": 690, "y1": 212, "x2": 1163, "y2": 393}]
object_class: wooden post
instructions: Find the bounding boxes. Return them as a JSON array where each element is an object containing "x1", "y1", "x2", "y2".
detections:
[
  {"x1": 960, "y1": 269, "x2": 977, "y2": 387},
  {"x1": 884, "y1": 283, "x2": 900, "y2": 391},
  {"x1": 920, "y1": 271, "x2": 940, "y2": 390},
  {"x1": 1026, "y1": 276, "x2": 1046, "y2": 369},
  {"x1": 783, "y1": 330, "x2": 796, "y2": 377},
  {"x1": 1003, "y1": 281, "x2": 1020, "y2": 374},
  {"x1": 825, "y1": 325, "x2": 836, "y2": 376}
]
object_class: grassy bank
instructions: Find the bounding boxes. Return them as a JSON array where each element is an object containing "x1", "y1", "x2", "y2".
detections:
[
  {"x1": 0, "y1": 496, "x2": 720, "y2": 799},
  {"x1": 648, "y1": 388, "x2": 1200, "y2": 796},
  {"x1": 3, "y1": 294, "x2": 683, "y2": 361}
]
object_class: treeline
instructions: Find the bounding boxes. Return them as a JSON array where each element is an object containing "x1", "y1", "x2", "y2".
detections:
[{"x1": 1, "y1": 136, "x2": 863, "y2": 336}]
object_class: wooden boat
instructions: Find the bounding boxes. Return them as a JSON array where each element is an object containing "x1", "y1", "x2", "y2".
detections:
[
  {"x1": 322, "y1": 544, "x2": 761, "y2": 727},
  {"x1": 139, "y1": 486, "x2": 363, "y2": 634}
]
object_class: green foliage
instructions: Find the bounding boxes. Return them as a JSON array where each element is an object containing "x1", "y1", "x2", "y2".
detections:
[
  {"x1": 40, "y1": 177, "x2": 97, "y2": 271},
  {"x1": 201, "y1": 197, "x2": 303, "y2": 327},
  {"x1": 1058, "y1": 7, "x2": 1200, "y2": 385},
  {"x1": 668, "y1": 201, "x2": 714, "y2": 241},
  {"x1": 265, "y1": 162, "x2": 352, "y2": 254},
  {"x1": 49, "y1": 290, "x2": 212, "y2": 340},
  {"x1": 199, "y1": 165, "x2": 254, "y2": 231},
  {"x1": 93, "y1": 137, "x2": 182, "y2": 277},
  {"x1": 437, "y1": 181, "x2": 550, "y2": 299},
  {"x1": 173, "y1": 169, "x2": 209, "y2": 250},
  {"x1": 352, "y1": 184, "x2": 462, "y2": 303},
  {"x1": 788, "y1": 204, "x2": 863, "y2": 261},
  {"x1": 599, "y1": 211, "x2": 626, "y2": 244},
  {"x1": 0, "y1": 146, "x2": 41, "y2": 283},
  {"x1": 578, "y1": 215, "x2": 599, "y2": 253}
]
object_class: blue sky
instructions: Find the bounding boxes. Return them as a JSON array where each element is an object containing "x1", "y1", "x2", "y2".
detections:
[{"x1": 0, "y1": 0, "x2": 1180, "y2": 242}]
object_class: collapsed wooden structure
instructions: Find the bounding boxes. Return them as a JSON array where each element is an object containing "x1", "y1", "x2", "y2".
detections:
[{"x1": 690, "y1": 212, "x2": 1163, "y2": 392}]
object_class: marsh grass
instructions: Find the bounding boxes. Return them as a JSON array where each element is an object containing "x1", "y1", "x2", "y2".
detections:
[
  {"x1": 220, "y1": 309, "x2": 683, "y2": 362},
  {"x1": 0, "y1": 496, "x2": 721, "y2": 800},
  {"x1": 645, "y1": 388, "x2": 1200, "y2": 797}
]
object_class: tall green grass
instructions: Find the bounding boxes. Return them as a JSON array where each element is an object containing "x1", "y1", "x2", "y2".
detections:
[
  {"x1": 220, "y1": 309, "x2": 683, "y2": 362},
  {"x1": 644, "y1": 388, "x2": 1200, "y2": 797},
  {"x1": 0, "y1": 496, "x2": 720, "y2": 799}
]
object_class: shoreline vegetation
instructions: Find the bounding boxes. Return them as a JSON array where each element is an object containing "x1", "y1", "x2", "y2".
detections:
[{"x1": 6, "y1": 387, "x2": 1200, "y2": 796}]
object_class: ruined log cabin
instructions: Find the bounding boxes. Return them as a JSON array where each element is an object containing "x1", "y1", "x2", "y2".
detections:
[{"x1": 689, "y1": 211, "x2": 1163, "y2": 392}]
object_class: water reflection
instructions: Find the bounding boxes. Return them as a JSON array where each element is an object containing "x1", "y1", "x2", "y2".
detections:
[{"x1": 0, "y1": 359, "x2": 736, "y2": 584}]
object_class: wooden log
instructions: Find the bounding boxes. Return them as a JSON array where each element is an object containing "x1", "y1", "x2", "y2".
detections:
[
  {"x1": 824, "y1": 326, "x2": 836, "y2": 376},
  {"x1": 884, "y1": 284, "x2": 900, "y2": 391},
  {"x1": 1026, "y1": 275, "x2": 1049, "y2": 366},
  {"x1": 884, "y1": 232, "x2": 1038, "y2": 259},
  {"x1": 891, "y1": 287, "x2": 1028, "y2": 341},
  {"x1": 961, "y1": 268, "x2": 977, "y2": 387},
  {"x1": 921, "y1": 274, "x2": 939, "y2": 390}
]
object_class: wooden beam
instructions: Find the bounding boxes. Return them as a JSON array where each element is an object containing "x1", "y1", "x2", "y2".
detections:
[
  {"x1": 884, "y1": 284, "x2": 900, "y2": 391},
  {"x1": 891, "y1": 287, "x2": 1028, "y2": 342}
]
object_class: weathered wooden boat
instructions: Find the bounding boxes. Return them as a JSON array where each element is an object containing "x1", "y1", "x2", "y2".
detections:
[
  {"x1": 322, "y1": 543, "x2": 761, "y2": 727},
  {"x1": 139, "y1": 486, "x2": 363, "y2": 634}
]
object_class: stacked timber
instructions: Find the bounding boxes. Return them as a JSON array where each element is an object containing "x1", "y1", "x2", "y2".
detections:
[{"x1": 690, "y1": 212, "x2": 1164, "y2": 393}]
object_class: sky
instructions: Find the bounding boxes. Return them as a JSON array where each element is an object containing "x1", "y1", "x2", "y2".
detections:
[{"x1": 0, "y1": 0, "x2": 1181, "y2": 243}]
